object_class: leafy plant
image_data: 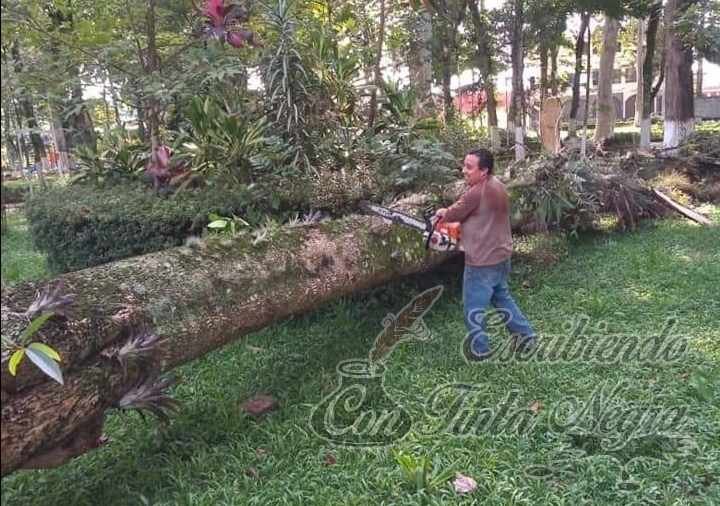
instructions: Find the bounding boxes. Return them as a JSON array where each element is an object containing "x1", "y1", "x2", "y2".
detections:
[
  {"x1": 392, "y1": 449, "x2": 457, "y2": 493},
  {"x1": 2, "y1": 282, "x2": 73, "y2": 385},
  {"x1": 373, "y1": 137, "x2": 457, "y2": 193},
  {"x1": 206, "y1": 212, "x2": 249, "y2": 236},
  {"x1": 174, "y1": 96, "x2": 272, "y2": 185},
  {"x1": 71, "y1": 141, "x2": 148, "y2": 187},
  {"x1": 262, "y1": 0, "x2": 311, "y2": 170}
]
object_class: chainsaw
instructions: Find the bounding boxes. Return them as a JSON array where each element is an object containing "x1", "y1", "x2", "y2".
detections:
[{"x1": 360, "y1": 201, "x2": 462, "y2": 252}]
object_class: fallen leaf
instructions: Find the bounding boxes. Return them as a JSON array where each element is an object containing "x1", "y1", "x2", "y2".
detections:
[
  {"x1": 241, "y1": 394, "x2": 278, "y2": 417},
  {"x1": 522, "y1": 280, "x2": 532, "y2": 289},
  {"x1": 246, "y1": 345, "x2": 266, "y2": 353},
  {"x1": 255, "y1": 448, "x2": 269, "y2": 458},
  {"x1": 244, "y1": 467, "x2": 259, "y2": 479},
  {"x1": 529, "y1": 400, "x2": 543, "y2": 415},
  {"x1": 323, "y1": 453, "x2": 337, "y2": 466},
  {"x1": 453, "y1": 473, "x2": 477, "y2": 494}
]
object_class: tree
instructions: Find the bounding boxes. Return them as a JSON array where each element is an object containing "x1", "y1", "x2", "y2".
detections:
[
  {"x1": 508, "y1": 0, "x2": 526, "y2": 160},
  {"x1": 663, "y1": 0, "x2": 696, "y2": 150},
  {"x1": 568, "y1": 11, "x2": 590, "y2": 137},
  {"x1": 640, "y1": 1, "x2": 663, "y2": 148},
  {"x1": 593, "y1": 16, "x2": 620, "y2": 143},
  {"x1": 368, "y1": 0, "x2": 388, "y2": 128},
  {"x1": 428, "y1": 0, "x2": 467, "y2": 123},
  {"x1": 406, "y1": 2, "x2": 435, "y2": 117},
  {"x1": 467, "y1": 0, "x2": 500, "y2": 135},
  {"x1": 0, "y1": 191, "x2": 464, "y2": 476},
  {"x1": 635, "y1": 18, "x2": 646, "y2": 126}
]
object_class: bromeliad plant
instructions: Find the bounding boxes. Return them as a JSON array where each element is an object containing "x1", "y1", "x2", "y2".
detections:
[
  {"x1": 199, "y1": 0, "x2": 260, "y2": 48},
  {"x1": 2, "y1": 282, "x2": 74, "y2": 385}
]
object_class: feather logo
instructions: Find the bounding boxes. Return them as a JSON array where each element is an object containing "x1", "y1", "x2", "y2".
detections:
[{"x1": 369, "y1": 285, "x2": 444, "y2": 364}]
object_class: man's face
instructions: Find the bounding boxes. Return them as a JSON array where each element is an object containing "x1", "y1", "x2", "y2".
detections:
[{"x1": 462, "y1": 154, "x2": 488, "y2": 186}]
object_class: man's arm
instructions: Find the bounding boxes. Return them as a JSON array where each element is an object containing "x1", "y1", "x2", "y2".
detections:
[{"x1": 436, "y1": 186, "x2": 482, "y2": 223}]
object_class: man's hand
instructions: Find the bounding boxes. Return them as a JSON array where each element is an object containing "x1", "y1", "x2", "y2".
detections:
[
  {"x1": 432, "y1": 208, "x2": 448, "y2": 225},
  {"x1": 434, "y1": 207, "x2": 447, "y2": 220}
]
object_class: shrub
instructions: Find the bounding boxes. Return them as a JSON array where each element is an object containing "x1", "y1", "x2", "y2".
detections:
[{"x1": 26, "y1": 183, "x2": 262, "y2": 273}]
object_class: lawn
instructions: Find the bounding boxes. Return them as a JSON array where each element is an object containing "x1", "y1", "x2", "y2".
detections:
[
  {"x1": 1, "y1": 212, "x2": 49, "y2": 286},
  {"x1": 1, "y1": 208, "x2": 718, "y2": 505}
]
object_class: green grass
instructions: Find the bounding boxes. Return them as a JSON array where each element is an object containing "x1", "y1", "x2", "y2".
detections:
[
  {"x1": 1, "y1": 209, "x2": 719, "y2": 505},
  {"x1": 1, "y1": 212, "x2": 49, "y2": 286}
]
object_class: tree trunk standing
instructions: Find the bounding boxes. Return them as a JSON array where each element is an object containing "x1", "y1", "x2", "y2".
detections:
[
  {"x1": 593, "y1": 17, "x2": 620, "y2": 144},
  {"x1": 407, "y1": 6, "x2": 435, "y2": 117},
  {"x1": 67, "y1": 81, "x2": 97, "y2": 151},
  {"x1": 431, "y1": 0, "x2": 467, "y2": 124},
  {"x1": 663, "y1": 0, "x2": 695, "y2": 151},
  {"x1": 696, "y1": 55, "x2": 703, "y2": 96},
  {"x1": 469, "y1": 0, "x2": 499, "y2": 147},
  {"x1": 581, "y1": 19, "x2": 591, "y2": 157},
  {"x1": 568, "y1": 12, "x2": 590, "y2": 138},
  {"x1": 635, "y1": 19, "x2": 647, "y2": 127},
  {"x1": 135, "y1": 93, "x2": 147, "y2": 142},
  {"x1": 143, "y1": 0, "x2": 162, "y2": 163},
  {"x1": 437, "y1": 22, "x2": 455, "y2": 123},
  {"x1": 2, "y1": 96, "x2": 23, "y2": 171},
  {"x1": 367, "y1": 0, "x2": 387, "y2": 129},
  {"x1": 102, "y1": 82, "x2": 111, "y2": 134},
  {"x1": 0, "y1": 193, "x2": 462, "y2": 477},
  {"x1": 550, "y1": 45, "x2": 559, "y2": 95},
  {"x1": 48, "y1": 105, "x2": 69, "y2": 174},
  {"x1": 10, "y1": 41, "x2": 47, "y2": 188},
  {"x1": 469, "y1": 0, "x2": 499, "y2": 146},
  {"x1": 508, "y1": 0, "x2": 525, "y2": 161},
  {"x1": 12, "y1": 102, "x2": 31, "y2": 169},
  {"x1": 539, "y1": 44, "x2": 548, "y2": 107},
  {"x1": 640, "y1": 3, "x2": 661, "y2": 148}
]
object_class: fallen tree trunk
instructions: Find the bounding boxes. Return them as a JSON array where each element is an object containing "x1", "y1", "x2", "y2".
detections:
[{"x1": 1, "y1": 193, "x2": 459, "y2": 477}]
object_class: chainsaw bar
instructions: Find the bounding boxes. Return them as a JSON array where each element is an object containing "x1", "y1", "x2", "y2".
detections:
[
  {"x1": 359, "y1": 201, "x2": 428, "y2": 231},
  {"x1": 359, "y1": 201, "x2": 461, "y2": 252}
]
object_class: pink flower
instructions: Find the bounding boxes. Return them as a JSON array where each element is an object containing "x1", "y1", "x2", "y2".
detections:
[
  {"x1": 453, "y1": 473, "x2": 478, "y2": 494},
  {"x1": 203, "y1": 0, "x2": 225, "y2": 27}
]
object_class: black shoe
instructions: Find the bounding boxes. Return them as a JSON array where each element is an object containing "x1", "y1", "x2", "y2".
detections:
[{"x1": 463, "y1": 337, "x2": 492, "y2": 363}]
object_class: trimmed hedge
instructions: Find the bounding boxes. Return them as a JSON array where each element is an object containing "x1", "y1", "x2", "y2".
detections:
[
  {"x1": 26, "y1": 183, "x2": 265, "y2": 273},
  {"x1": 2, "y1": 183, "x2": 30, "y2": 205}
]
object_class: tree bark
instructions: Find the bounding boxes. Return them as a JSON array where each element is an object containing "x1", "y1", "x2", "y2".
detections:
[
  {"x1": 144, "y1": 0, "x2": 162, "y2": 158},
  {"x1": 641, "y1": 2, "x2": 661, "y2": 148},
  {"x1": 0, "y1": 193, "x2": 463, "y2": 477},
  {"x1": 550, "y1": 45, "x2": 559, "y2": 95},
  {"x1": 696, "y1": 55, "x2": 703, "y2": 97},
  {"x1": 431, "y1": 0, "x2": 467, "y2": 123},
  {"x1": 581, "y1": 19, "x2": 591, "y2": 157},
  {"x1": 407, "y1": 5, "x2": 435, "y2": 117},
  {"x1": 663, "y1": 0, "x2": 695, "y2": 151},
  {"x1": 468, "y1": 0, "x2": 498, "y2": 128},
  {"x1": 368, "y1": 0, "x2": 387, "y2": 129},
  {"x1": 635, "y1": 19, "x2": 647, "y2": 127},
  {"x1": 10, "y1": 41, "x2": 47, "y2": 188},
  {"x1": 508, "y1": 0, "x2": 525, "y2": 160},
  {"x1": 539, "y1": 44, "x2": 548, "y2": 107},
  {"x1": 569, "y1": 12, "x2": 590, "y2": 138},
  {"x1": 593, "y1": 17, "x2": 620, "y2": 144}
]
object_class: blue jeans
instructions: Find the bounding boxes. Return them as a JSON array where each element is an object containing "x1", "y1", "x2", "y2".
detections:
[{"x1": 463, "y1": 259, "x2": 535, "y2": 356}]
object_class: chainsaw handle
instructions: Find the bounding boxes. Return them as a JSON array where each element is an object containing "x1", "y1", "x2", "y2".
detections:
[{"x1": 423, "y1": 210, "x2": 438, "y2": 250}]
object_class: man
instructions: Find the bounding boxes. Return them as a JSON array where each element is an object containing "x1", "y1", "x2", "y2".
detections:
[{"x1": 434, "y1": 148, "x2": 536, "y2": 361}]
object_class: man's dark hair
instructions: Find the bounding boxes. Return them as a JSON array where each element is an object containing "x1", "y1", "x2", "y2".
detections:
[{"x1": 466, "y1": 148, "x2": 494, "y2": 174}]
